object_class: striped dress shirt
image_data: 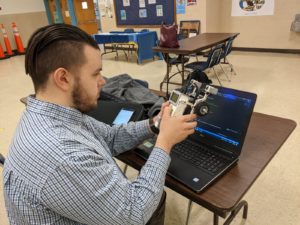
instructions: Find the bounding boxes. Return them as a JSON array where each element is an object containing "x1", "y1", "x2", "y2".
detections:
[{"x1": 3, "y1": 96, "x2": 171, "y2": 225}]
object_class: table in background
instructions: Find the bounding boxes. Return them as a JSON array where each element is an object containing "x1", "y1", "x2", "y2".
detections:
[
  {"x1": 93, "y1": 31, "x2": 162, "y2": 64},
  {"x1": 117, "y1": 112, "x2": 296, "y2": 225},
  {"x1": 152, "y1": 33, "x2": 239, "y2": 92}
]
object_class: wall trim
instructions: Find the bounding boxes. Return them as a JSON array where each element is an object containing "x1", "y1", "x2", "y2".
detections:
[{"x1": 232, "y1": 47, "x2": 300, "y2": 54}]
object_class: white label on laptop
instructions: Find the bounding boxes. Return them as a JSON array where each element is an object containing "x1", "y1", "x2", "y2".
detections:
[{"x1": 193, "y1": 177, "x2": 200, "y2": 182}]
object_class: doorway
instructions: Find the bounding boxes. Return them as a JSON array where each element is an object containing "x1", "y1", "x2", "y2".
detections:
[{"x1": 73, "y1": 0, "x2": 99, "y2": 34}]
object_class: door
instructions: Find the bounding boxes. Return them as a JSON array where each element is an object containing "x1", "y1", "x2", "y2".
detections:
[
  {"x1": 59, "y1": 0, "x2": 72, "y2": 24},
  {"x1": 73, "y1": 0, "x2": 98, "y2": 34},
  {"x1": 48, "y1": 0, "x2": 60, "y2": 23}
]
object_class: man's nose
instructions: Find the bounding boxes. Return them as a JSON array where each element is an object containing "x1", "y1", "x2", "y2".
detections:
[{"x1": 98, "y1": 76, "x2": 106, "y2": 87}]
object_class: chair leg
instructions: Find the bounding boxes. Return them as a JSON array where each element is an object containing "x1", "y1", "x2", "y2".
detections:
[
  {"x1": 213, "y1": 67, "x2": 223, "y2": 86},
  {"x1": 185, "y1": 200, "x2": 193, "y2": 225},
  {"x1": 219, "y1": 64, "x2": 231, "y2": 82},
  {"x1": 160, "y1": 65, "x2": 172, "y2": 91},
  {"x1": 224, "y1": 58, "x2": 237, "y2": 76}
]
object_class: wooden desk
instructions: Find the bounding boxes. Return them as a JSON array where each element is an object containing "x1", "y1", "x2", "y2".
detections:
[
  {"x1": 153, "y1": 33, "x2": 239, "y2": 55},
  {"x1": 117, "y1": 112, "x2": 296, "y2": 225},
  {"x1": 152, "y1": 33, "x2": 239, "y2": 93}
]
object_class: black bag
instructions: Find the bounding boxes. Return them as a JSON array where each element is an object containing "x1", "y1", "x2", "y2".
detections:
[{"x1": 186, "y1": 70, "x2": 212, "y2": 84}]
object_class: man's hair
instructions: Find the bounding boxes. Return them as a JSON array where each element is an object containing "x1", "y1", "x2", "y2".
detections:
[{"x1": 25, "y1": 24, "x2": 99, "y2": 92}]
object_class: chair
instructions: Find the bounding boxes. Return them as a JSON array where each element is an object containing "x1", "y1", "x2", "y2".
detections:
[
  {"x1": 179, "y1": 20, "x2": 201, "y2": 39},
  {"x1": 158, "y1": 38, "x2": 190, "y2": 94},
  {"x1": 178, "y1": 20, "x2": 202, "y2": 60},
  {"x1": 140, "y1": 29, "x2": 149, "y2": 32},
  {"x1": 290, "y1": 14, "x2": 300, "y2": 32},
  {"x1": 219, "y1": 35, "x2": 238, "y2": 76},
  {"x1": 185, "y1": 44, "x2": 224, "y2": 86},
  {"x1": 115, "y1": 28, "x2": 138, "y2": 61},
  {"x1": 0, "y1": 153, "x2": 5, "y2": 166}
]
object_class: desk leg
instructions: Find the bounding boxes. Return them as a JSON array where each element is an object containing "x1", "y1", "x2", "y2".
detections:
[
  {"x1": 185, "y1": 200, "x2": 193, "y2": 225},
  {"x1": 213, "y1": 200, "x2": 248, "y2": 225},
  {"x1": 181, "y1": 55, "x2": 185, "y2": 85}
]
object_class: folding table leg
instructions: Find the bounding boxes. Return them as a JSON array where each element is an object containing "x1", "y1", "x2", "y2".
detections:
[
  {"x1": 185, "y1": 200, "x2": 193, "y2": 225},
  {"x1": 213, "y1": 200, "x2": 248, "y2": 225}
]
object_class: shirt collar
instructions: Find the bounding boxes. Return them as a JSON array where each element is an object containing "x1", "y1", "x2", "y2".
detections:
[{"x1": 26, "y1": 95, "x2": 84, "y2": 124}]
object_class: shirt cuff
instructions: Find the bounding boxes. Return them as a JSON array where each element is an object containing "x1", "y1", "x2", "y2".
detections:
[
  {"x1": 145, "y1": 147, "x2": 171, "y2": 174},
  {"x1": 135, "y1": 119, "x2": 154, "y2": 139}
]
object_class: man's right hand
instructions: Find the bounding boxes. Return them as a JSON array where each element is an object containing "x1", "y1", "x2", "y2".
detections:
[{"x1": 155, "y1": 105, "x2": 197, "y2": 154}]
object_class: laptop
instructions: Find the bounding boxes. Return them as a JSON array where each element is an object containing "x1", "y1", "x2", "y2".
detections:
[{"x1": 135, "y1": 86, "x2": 257, "y2": 193}]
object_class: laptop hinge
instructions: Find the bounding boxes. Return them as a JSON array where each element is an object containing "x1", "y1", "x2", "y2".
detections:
[{"x1": 213, "y1": 145, "x2": 237, "y2": 159}]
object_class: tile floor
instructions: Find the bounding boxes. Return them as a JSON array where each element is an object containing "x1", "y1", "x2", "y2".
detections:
[{"x1": 1, "y1": 51, "x2": 300, "y2": 225}]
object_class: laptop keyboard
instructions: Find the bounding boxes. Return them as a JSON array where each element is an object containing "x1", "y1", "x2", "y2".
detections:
[{"x1": 172, "y1": 141, "x2": 231, "y2": 175}]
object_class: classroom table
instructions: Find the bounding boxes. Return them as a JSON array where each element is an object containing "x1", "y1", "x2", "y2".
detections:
[
  {"x1": 93, "y1": 31, "x2": 161, "y2": 64},
  {"x1": 117, "y1": 111, "x2": 296, "y2": 225}
]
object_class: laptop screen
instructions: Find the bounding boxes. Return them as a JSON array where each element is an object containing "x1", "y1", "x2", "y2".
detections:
[{"x1": 189, "y1": 86, "x2": 257, "y2": 156}]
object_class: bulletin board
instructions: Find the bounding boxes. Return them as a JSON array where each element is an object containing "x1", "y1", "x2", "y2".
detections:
[{"x1": 114, "y1": 0, "x2": 176, "y2": 27}]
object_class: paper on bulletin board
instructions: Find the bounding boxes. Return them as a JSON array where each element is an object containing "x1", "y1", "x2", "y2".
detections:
[
  {"x1": 176, "y1": 0, "x2": 186, "y2": 14},
  {"x1": 120, "y1": 10, "x2": 126, "y2": 20},
  {"x1": 99, "y1": 0, "x2": 106, "y2": 17},
  {"x1": 139, "y1": 0, "x2": 145, "y2": 8},
  {"x1": 139, "y1": 9, "x2": 147, "y2": 18},
  {"x1": 123, "y1": 0, "x2": 130, "y2": 7},
  {"x1": 148, "y1": 0, "x2": 156, "y2": 4},
  {"x1": 187, "y1": 0, "x2": 196, "y2": 6},
  {"x1": 231, "y1": 0, "x2": 274, "y2": 16},
  {"x1": 156, "y1": 5, "x2": 163, "y2": 17}
]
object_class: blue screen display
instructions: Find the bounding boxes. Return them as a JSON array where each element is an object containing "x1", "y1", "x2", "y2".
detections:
[{"x1": 112, "y1": 109, "x2": 134, "y2": 125}]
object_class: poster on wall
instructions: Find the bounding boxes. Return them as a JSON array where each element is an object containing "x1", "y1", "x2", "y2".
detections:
[
  {"x1": 187, "y1": 0, "x2": 197, "y2": 6},
  {"x1": 120, "y1": 9, "x2": 126, "y2": 20},
  {"x1": 139, "y1": 9, "x2": 147, "y2": 18},
  {"x1": 156, "y1": 5, "x2": 163, "y2": 16},
  {"x1": 176, "y1": 0, "x2": 186, "y2": 14},
  {"x1": 139, "y1": 0, "x2": 145, "y2": 8},
  {"x1": 123, "y1": 0, "x2": 130, "y2": 7},
  {"x1": 99, "y1": 0, "x2": 106, "y2": 17},
  {"x1": 231, "y1": 0, "x2": 274, "y2": 16}
]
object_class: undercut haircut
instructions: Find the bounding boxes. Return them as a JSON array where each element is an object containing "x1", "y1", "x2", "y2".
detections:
[{"x1": 25, "y1": 24, "x2": 99, "y2": 92}]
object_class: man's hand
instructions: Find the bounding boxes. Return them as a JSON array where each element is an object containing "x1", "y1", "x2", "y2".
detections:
[
  {"x1": 155, "y1": 105, "x2": 197, "y2": 154},
  {"x1": 152, "y1": 101, "x2": 170, "y2": 127}
]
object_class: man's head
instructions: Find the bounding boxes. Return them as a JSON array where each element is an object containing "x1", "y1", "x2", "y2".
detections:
[{"x1": 25, "y1": 24, "x2": 105, "y2": 113}]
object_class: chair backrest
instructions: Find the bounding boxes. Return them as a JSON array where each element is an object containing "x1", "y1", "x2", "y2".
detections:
[
  {"x1": 179, "y1": 20, "x2": 201, "y2": 39},
  {"x1": 140, "y1": 29, "x2": 149, "y2": 32},
  {"x1": 207, "y1": 44, "x2": 224, "y2": 68},
  {"x1": 221, "y1": 35, "x2": 236, "y2": 59},
  {"x1": 124, "y1": 28, "x2": 135, "y2": 33}
]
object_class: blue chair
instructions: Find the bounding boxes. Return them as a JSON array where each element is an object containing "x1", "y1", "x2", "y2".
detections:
[
  {"x1": 185, "y1": 44, "x2": 224, "y2": 86},
  {"x1": 140, "y1": 29, "x2": 149, "y2": 32},
  {"x1": 219, "y1": 35, "x2": 238, "y2": 76},
  {"x1": 124, "y1": 28, "x2": 135, "y2": 33},
  {"x1": 157, "y1": 41, "x2": 190, "y2": 93}
]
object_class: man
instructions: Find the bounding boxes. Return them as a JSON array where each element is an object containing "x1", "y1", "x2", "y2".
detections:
[{"x1": 3, "y1": 24, "x2": 197, "y2": 225}]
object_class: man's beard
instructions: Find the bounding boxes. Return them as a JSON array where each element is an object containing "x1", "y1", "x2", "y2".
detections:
[{"x1": 72, "y1": 80, "x2": 98, "y2": 113}]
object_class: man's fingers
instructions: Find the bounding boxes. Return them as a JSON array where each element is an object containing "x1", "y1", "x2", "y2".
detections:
[
  {"x1": 184, "y1": 121, "x2": 197, "y2": 130},
  {"x1": 180, "y1": 113, "x2": 197, "y2": 122},
  {"x1": 162, "y1": 105, "x2": 172, "y2": 118}
]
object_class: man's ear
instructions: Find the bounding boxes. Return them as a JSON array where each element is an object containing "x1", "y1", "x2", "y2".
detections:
[{"x1": 52, "y1": 68, "x2": 72, "y2": 91}]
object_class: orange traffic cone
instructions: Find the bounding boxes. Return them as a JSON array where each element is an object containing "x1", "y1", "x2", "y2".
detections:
[
  {"x1": 1, "y1": 24, "x2": 14, "y2": 56},
  {"x1": 0, "y1": 42, "x2": 9, "y2": 60},
  {"x1": 12, "y1": 22, "x2": 25, "y2": 54}
]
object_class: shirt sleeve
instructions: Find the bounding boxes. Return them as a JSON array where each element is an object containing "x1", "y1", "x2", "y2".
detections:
[
  {"x1": 86, "y1": 115, "x2": 153, "y2": 156},
  {"x1": 40, "y1": 147, "x2": 171, "y2": 225}
]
